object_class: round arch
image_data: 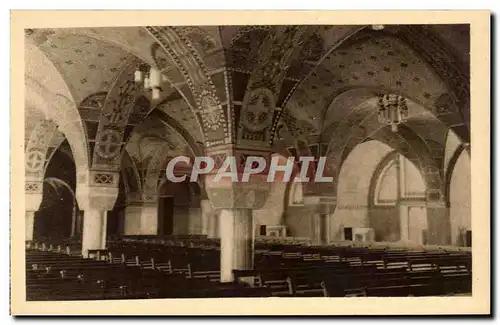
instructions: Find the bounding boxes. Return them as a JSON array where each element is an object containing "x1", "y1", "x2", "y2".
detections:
[
  {"x1": 35, "y1": 177, "x2": 78, "y2": 240},
  {"x1": 25, "y1": 41, "x2": 90, "y2": 211},
  {"x1": 330, "y1": 140, "x2": 394, "y2": 240}
]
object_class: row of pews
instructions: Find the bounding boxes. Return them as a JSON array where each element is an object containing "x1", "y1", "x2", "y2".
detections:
[
  {"x1": 26, "y1": 236, "x2": 472, "y2": 300},
  {"x1": 249, "y1": 244, "x2": 471, "y2": 297}
]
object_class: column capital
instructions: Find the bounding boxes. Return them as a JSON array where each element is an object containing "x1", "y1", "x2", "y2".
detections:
[
  {"x1": 207, "y1": 178, "x2": 271, "y2": 209},
  {"x1": 25, "y1": 180, "x2": 43, "y2": 211},
  {"x1": 204, "y1": 145, "x2": 272, "y2": 209}
]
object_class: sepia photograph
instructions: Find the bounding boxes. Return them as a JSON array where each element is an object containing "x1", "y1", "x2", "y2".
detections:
[{"x1": 10, "y1": 10, "x2": 490, "y2": 315}]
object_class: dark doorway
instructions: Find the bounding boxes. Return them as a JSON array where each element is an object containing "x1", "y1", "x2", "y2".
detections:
[{"x1": 344, "y1": 227, "x2": 353, "y2": 241}]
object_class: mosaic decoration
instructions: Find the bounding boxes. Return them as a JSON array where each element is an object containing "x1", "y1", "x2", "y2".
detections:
[
  {"x1": 91, "y1": 59, "x2": 144, "y2": 169},
  {"x1": 25, "y1": 149, "x2": 45, "y2": 172},
  {"x1": 90, "y1": 172, "x2": 115, "y2": 185},
  {"x1": 25, "y1": 119, "x2": 59, "y2": 177},
  {"x1": 145, "y1": 26, "x2": 228, "y2": 147},
  {"x1": 238, "y1": 26, "x2": 308, "y2": 146},
  {"x1": 25, "y1": 181, "x2": 42, "y2": 194}
]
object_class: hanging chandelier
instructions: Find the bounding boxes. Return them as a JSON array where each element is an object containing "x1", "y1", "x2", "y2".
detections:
[
  {"x1": 134, "y1": 65, "x2": 168, "y2": 101},
  {"x1": 377, "y1": 94, "x2": 409, "y2": 132}
]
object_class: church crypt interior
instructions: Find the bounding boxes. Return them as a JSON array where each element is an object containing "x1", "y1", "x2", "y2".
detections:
[{"x1": 24, "y1": 24, "x2": 471, "y2": 299}]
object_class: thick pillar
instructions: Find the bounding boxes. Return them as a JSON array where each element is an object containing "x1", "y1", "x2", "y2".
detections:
[
  {"x1": 76, "y1": 171, "x2": 119, "y2": 257},
  {"x1": 219, "y1": 209, "x2": 254, "y2": 282},
  {"x1": 141, "y1": 203, "x2": 158, "y2": 235},
  {"x1": 25, "y1": 211, "x2": 35, "y2": 241},
  {"x1": 124, "y1": 202, "x2": 159, "y2": 235},
  {"x1": 82, "y1": 209, "x2": 108, "y2": 256},
  {"x1": 204, "y1": 147, "x2": 271, "y2": 283},
  {"x1": 304, "y1": 197, "x2": 336, "y2": 246}
]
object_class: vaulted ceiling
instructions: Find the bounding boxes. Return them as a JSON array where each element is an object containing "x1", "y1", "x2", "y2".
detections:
[{"x1": 25, "y1": 24, "x2": 470, "y2": 196}]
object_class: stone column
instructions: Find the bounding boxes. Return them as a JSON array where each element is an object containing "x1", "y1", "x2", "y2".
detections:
[
  {"x1": 219, "y1": 209, "x2": 254, "y2": 282},
  {"x1": 204, "y1": 147, "x2": 271, "y2": 283},
  {"x1": 141, "y1": 202, "x2": 158, "y2": 235},
  {"x1": 25, "y1": 211, "x2": 36, "y2": 241},
  {"x1": 304, "y1": 197, "x2": 336, "y2": 246},
  {"x1": 82, "y1": 209, "x2": 108, "y2": 256},
  {"x1": 76, "y1": 171, "x2": 119, "y2": 257}
]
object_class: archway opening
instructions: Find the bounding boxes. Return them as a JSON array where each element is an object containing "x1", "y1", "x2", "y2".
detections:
[
  {"x1": 158, "y1": 179, "x2": 201, "y2": 235},
  {"x1": 35, "y1": 141, "x2": 77, "y2": 240},
  {"x1": 333, "y1": 140, "x2": 428, "y2": 244},
  {"x1": 368, "y1": 152, "x2": 427, "y2": 244}
]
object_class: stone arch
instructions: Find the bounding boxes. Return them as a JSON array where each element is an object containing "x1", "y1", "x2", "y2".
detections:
[
  {"x1": 326, "y1": 126, "x2": 439, "y2": 200},
  {"x1": 444, "y1": 129, "x2": 464, "y2": 178},
  {"x1": 120, "y1": 150, "x2": 142, "y2": 203},
  {"x1": 368, "y1": 151, "x2": 427, "y2": 243},
  {"x1": 267, "y1": 26, "x2": 365, "y2": 145},
  {"x1": 145, "y1": 26, "x2": 229, "y2": 147},
  {"x1": 43, "y1": 177, "x2": 80, "y2": 237},
  {"x1": 284, "y1": 26, "x2": 469, "y2": 146},
  {"x1": 141, "y1": 132, "x2": 196, "y2": 202},
  {"x1": 91, "y1": 59, "x2": 150, "y2": 170},
  {"x1": 324, "y1": 93, "x2": 445, "y2": 199},
  {"x1": 152, "y1": 106, "x2": 203, "y2": 157},
  {"x1": 25, "y1": 40, "x2": 89, "y2": 179},
  {"x1": 395, "y1": 25, "x2": 470, "y2": 137},
  {"x1": 25, "y1": 120, "x2": 59, "y2": 180},
  {"x1": 330, "y1": 140, "x2": 394, "y2": 241}
]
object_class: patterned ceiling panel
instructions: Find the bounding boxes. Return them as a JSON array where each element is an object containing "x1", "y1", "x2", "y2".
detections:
[
  {"x1": 429, "y1": 24, "x2": 470, "y2": 68},
  {"x1": 324, "y1": 97, "x2": 449, "y2": 160},
  {"x1": 286, "y1": 31, "x2": 449, "y2": 132},
  {"x1": 28, "y1": 29, "x2": 134, "y2": 104},
  {"x1": 221, "y1": 26, "x2": 272, "y2": 73},
  {"x1": 125, "y1": 115, "x2": 189, "y2": 164},
  {"x1": 323, "y1": 88, "x2": 376, "y2": 129},
  {"x1": 286, "y1": 25, "x2": 362, "y2": 79},
  {"x1": 80, "y1": 27, "x2": 157, "y2": 65},
  {"x1": 176, "y1": 26, "x2": 224, "y2": 72}
]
